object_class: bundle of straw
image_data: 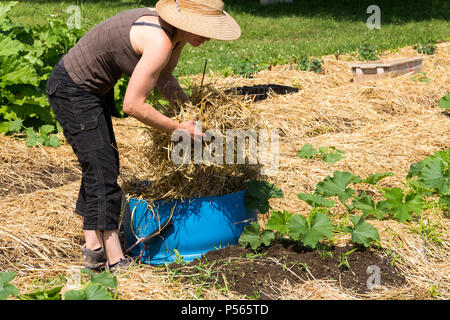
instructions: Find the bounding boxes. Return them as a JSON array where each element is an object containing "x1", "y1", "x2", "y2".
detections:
[{"x1": 122, "y1": 83, "x2": 267, "y2": 200}]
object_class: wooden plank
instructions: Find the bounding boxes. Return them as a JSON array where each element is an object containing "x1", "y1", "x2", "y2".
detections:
[
  {"x1": 350, "y1": 57, "x2": 423, "y2": 82},
  {"x1": 349, "y1": 57, "x2": 423, "y2": 69}
]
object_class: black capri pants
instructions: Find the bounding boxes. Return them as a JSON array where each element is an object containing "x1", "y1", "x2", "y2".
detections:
[{"x1": 46, "y1": 60, "x2": 123, "y2": 230}]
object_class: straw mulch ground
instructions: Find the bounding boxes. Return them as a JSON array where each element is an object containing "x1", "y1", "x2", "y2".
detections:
[{"x1": 0, "y1": 43, "x2": 448, "y2": 300}]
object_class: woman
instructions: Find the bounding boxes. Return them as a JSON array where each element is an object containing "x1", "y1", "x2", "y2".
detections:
[{"x1": 45, "y1": 0, "x2": 241, "y2": 272}]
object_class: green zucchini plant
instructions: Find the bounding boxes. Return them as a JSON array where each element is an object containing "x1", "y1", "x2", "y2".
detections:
[
  {"x1": 0, "y1": 268, "x2": 118, "y2": 300},
  {"x1": 357, "y1": 43, "x2": 379, "y2": 61},
  {"x1": 0, "y1": 1, "x2": 85, "y2": 147},
  {"x1": 295, "y1": 57, "x2": 324, "y2": 73},
  {"x1": 233, "y1": 58, "x2": 262, "y2": 78},
  {"x1": 438, "y1": 93, "x2": 450, "y2": 110},
  {"x1": 240, "y1": 149, "x2": 449, "y2": 252},
  {"x1": 0, "y1": 1, "x2": 131, "y2": 146},
  {"x1": 415, "y1": 40, "x2": 437, "y2": 55},
  {"x1": 297, "y1": 143, "x2": 345, "y2": 164}
]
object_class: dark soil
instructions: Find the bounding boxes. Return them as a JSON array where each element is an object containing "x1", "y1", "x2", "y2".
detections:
[
  {"x1": 225, "y1": 84, "x2": 299, "y2": 101},
  {"x1": 169, "y1": 240, "x2": 406, "y2": 299}
]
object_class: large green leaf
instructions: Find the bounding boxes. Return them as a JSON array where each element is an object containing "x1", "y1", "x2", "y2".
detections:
[
  {"x1": 0, "y1": 1, "x2": 18, "y2": 22},
  {"x1": 303, "y1": 211, "x2": 333, "y2": 248},
  {"x1": 438, "y1": 93, "x2": 450, "y2": 109},
  {"x1": 0, "y1": 122, "x2": 9, "y2": 134},
  {"x1": 349, "y1": 191, "x2": 379, "y2": 218},
  {"x1": 244, "y1": 180, "x2": 284, "y2": 214},
  {"x1": 434, "y1": 149, "x2": 450, "y2": 164},
  {"x1": 239, "y1": 222, "x2": 262, "y2": 250},
  {"x1": 81, "y1": 269, "x2": 117, "y2": 290},
  {"x1": 407, "y1": 178, "x2": 436, "y2": 196},
  {"x1": 0, "y1": 55, "x2": 40, "y2": 87},
  {"x1": 318, "y1": 146, "x2": 345, "y2": 164},
  {"x1": 287, "y1": 211, "x2": 333, "y2": 248},
  {"x1": 64, "y1": 283, "x2": 112, "y2": 300},
  {"x1": 407, "y1": 149, "x2": 449, "y2": 179},
  {"x1": 315, "y1": 171, "x2": 361, "y2": 204},
  {"x1": 439, "y1": 195, "x2": 450, "y2": 210},
  {"x1": 20, "y1": 286, "x2": 62, "y2": 300},
  {"x1": 297, "y1": 193, "x2": 335, "y2": 208},
  {"x1": 287, "y1": 214, "x2": 307, "y2": 241},
  {"x1": 418, "y1": 158, "x2": 449, "y2": 195},
  {"x1": 349, "y1": 215, "x2": 380, "y2": 247},
  {"x1": 63, "y1": 289, "x2": 87, "y2": 300},
  {"x1": 7, "y1": 119, "x2": 22, "y2": 132},
  {"x1": 2, "y1": 103, "x2": 55, "y2": 124},
  {"x1": 0, "y1": 33, "x2": 26, "y2": 56},
  {"x1": 408, "y1": 157, "x2": 432, "y2": 178},
  {"x1": 25, "y1": 127, "x2": 44, "y2": 147},
  {"x1": 297, "y1": 143, "x2": 317, "y2": 159},
  {"x1": 260, "y1": 230, "x2": 275, "y2": 247},
  {"x1": 39, "y1": 124, "x2": 55, "y2": 136},
  {"x1": 373, "y1": 199, "x2": 391, "y2": 220},
  {"x1": 47, "y1": 135, "x2": 61, "y2": 148},
  {"x1": 382, "y1": 188, "x2": 424, "y2": 222},
  {"x1": 361, "y1": 172, "x2": 394, "y2": 185},
  {"x1": 350, "y1": 191, "x2": 394, "y2": 220},
  {"x1": 83, "y1": 283, "x2": 113, "y2": 300},
  {"x1": 239, "y1": 222, "x2": 274, "y2": 250},
  {"x1": 0, "y1": 271, "x2": 19, "y2": 300},
  {"x1": 265, "y1": 210, "x2": 292, "y2": 234},
  {"x1": 12, "y1": 86, "x2": 49, "y2": 107}
]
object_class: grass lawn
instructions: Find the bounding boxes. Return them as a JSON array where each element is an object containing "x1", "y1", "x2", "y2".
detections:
[{"x1": 9, "y1": 0, "x2": 450, "y2": 76}]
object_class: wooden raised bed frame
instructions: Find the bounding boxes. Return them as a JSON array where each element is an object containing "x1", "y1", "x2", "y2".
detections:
[{"x1": 349, "y1": 57, "x2": 424, "y2": 82}]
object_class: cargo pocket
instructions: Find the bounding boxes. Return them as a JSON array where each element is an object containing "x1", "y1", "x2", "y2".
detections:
[
  {"x1": 67, "y1": 117, "x2": 104, "y2": 153},
  {"x1": 45, "y1": 78, "x2": 59, "y2": 96}
]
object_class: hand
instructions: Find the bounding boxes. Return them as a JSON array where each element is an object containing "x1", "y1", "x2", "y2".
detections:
[{"x1": 178, "y1": 119, "x2": 204, "y2": 143}]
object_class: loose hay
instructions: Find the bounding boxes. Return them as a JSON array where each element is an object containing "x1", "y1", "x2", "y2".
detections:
[
  {"x1": 0, "y1": 137, "x2": 80, "y2": 198},
  {"x1": 122, "y1": 84, "x2": 267, "y2": 200}
]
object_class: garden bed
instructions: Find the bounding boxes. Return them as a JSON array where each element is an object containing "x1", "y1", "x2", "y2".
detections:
[
  {"x1": 168, "y1": 241, "x2": 406, "y2": 299},
  {"x1": 1, "y1": 43, "x2": 448, "y2": 300}
]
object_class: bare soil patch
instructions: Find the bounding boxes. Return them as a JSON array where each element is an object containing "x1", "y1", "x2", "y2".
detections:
[
  {"x1": 224, "y1": 84, "x2": 299, "y2": 101},
  {"x1": 170, "y1": 241, "x2": 406, "y2": 299}
]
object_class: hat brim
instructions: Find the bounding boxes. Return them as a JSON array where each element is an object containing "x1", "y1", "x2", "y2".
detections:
[{"x1": 156, "y1": 0, "x2": 241, "y2": 41}]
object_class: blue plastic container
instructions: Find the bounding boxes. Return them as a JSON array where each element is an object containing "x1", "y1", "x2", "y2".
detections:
[{"x1": 122, "y1": 190, "x2": 256, "y2": 265}]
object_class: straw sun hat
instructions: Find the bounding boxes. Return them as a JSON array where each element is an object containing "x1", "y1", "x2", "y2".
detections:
[{"x1": 156, "y1": 0, "x2": 241, "y2": 40}]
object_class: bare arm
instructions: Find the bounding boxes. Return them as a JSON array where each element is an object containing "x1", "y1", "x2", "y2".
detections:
[
  {"x1": 123, "y1": 35, "x2": 179, "y2": 133},
  {"x1": 156, "y1": 41, "x2": 189, "y2": 104},
  {"x1": 123, "y1": 32, "x2": 202, "y2": 139}
]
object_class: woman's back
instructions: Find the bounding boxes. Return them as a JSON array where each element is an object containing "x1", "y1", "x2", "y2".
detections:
[{"x1": 63, "y1": 7, "x2": 158, "y2": 96}]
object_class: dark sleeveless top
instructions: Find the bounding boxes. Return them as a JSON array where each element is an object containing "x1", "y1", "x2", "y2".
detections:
[{"x1": 62, "y1": 8, "x2": 161, "y2": 96}]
